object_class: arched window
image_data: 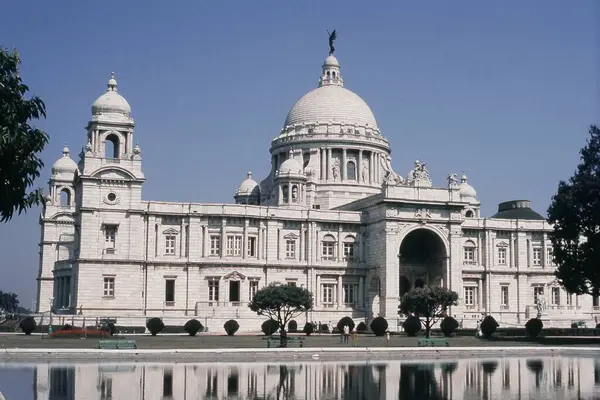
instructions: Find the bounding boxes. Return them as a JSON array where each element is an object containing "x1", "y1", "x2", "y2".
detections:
[
  {"x1": 282, "y1": 186, "x2": 289, "y2": 203},
  {"x1": 59, "y1": 188, "x2": 71, "y2": 207},
  {"x1": 463, "y1": 240, "x2": 477, "y2": 265},
  {"x1": 465, "y1": 210, "x2": 474, "y2": 218},
  {"x1": 291, "y1": 185, "x2": 299, "y2": 202},
  {"x1": 321, "y1": 234, "x2": 336, "y2": 260},
  {"x1": 347, "y1": 161, "x2": 356, "y2": 180},
  {"x1": 343, "y1": 235, "x2": 356, "y2": 261},
  {"x1": 105, "y1": 134, "x2": 120, "y2": 159}
]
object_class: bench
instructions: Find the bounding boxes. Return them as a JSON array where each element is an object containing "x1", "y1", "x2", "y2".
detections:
[
  {"x1": 417, "y1": 338, "x2": 450, "y2": 347},
  {"x1": 262, "y1": 336, "x2": 305, "y2": 348},
  {"x1": 98, "y1": 339, "x2": 137, "y2": 349}
]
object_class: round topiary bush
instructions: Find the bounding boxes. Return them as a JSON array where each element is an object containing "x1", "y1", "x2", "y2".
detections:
[
  {"x1": 356, "y1": 321, "x2": 368, "y2": 333},
  {"x1": 402, "y1": 315, "x2": 421, "y2": 337},
  {"x1": 303, "y1": 322, "x2": 314, "y2": 336},
  {"x1": 261, "y1": 319, "x2": 279, "y2": 336},
  {"x1": 19, "y1": 316, "x2": 37, "y2": 335},
  {"x1": 146, "y1": 317, "x2": 165, "y2": 336},
  {"x1": 288, "y1": 320, "x2": 298, "y2": 332},
  {"x1": 224, "y1": 319, "x2": 239, "y2": 336},
  {"x1": 370, "y1": 317, "x2": 388, "y2": 336},
  {"x1": 480, "y1": 315, "x2": 499, "y2": 338},
  {"x1": 440, "y1": 316, "x2": 459, "y2": 337},
  {"x1": 337, "y1": 316, "x2": 355, "y2": 333},
  {"x1": 525, "y1": 318, "x2": 544, "y2": 338},
  {"x1": 184, "y1": 319, "x2": 203, "y2": 336}
]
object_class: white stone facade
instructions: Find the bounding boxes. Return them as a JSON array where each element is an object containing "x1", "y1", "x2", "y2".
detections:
[{"x1": 36, "y1": 53, "x2": 597, "y2": 332}]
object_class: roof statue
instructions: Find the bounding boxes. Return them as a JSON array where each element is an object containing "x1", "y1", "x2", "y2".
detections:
[{"x1": 327, "y1": 29, "x2": 337, "y2": 55}]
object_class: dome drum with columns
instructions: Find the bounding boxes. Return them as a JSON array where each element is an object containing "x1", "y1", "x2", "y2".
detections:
[{"x1": 36, "y1": 35, "x2": 575, "y2": 333}]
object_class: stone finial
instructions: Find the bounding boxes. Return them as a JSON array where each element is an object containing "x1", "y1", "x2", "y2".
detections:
[
  {"x1": 133, "y1": 143, "x2": 141, "y2": 155},
  {"x1": 62, "y1": 143, "x2": 70, "y2": 157},
  {"x1": 107, "y1": 72, "x2": 118, "y2": 92}
]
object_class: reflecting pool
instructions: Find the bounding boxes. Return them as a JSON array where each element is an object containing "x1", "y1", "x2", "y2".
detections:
[{"x1": 1, "y1": 357, "x2": 600, "y2": 399}]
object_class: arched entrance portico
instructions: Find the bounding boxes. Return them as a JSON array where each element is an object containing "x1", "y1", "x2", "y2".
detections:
[{"x1": 398, "y1": 228, "x2": 447, "y2": 296}]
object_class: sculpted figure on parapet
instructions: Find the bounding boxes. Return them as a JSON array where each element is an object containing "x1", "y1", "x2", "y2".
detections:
[
  {"x1": 447, "y1": 173, "x2": 459, "y2": 188},
  {"x1": 380, "y1": 154, "x2": 405, "y2": 185},
  {"x1": 407, "y1": 159, "x2": 432, "y2": 186}
]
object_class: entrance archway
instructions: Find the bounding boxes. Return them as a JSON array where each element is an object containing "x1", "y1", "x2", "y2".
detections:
[{"x1": 398, "y1": 228, "x2": 447, "y2": 296}]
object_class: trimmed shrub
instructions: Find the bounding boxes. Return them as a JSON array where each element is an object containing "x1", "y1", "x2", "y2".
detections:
[
  {"x1": 184, "y1": 319, "x2": 203, "y2": 336},
  {"x1": 261, "y1": 319, "x2": 279, "y2": 336},
  {"x1": 356, "y1": 321, "x2": 368, "y2": 333},
  {"x1": 288, "y1": 320, "x2": 298, "y2": 332},
  {"x1": 480, "y1": 316, "x2": 499, "y2": 338},
  {"x1": 303, "y1": 322, "x2": 314, "y2": 336},
  {"x1": 101, "y1": 321, "x2": 117, "y2": 336},
  {"x1": 572, "y1": 322, "x2": 579, "y2": 329},
  {"x1": 19, "y1": 316, "x2": 37, "y2": 335},
  {"x1": 402, "y1": 316, "x2": 421, "y2": 337},
  {"x1": 146, "y1": 317, "x2": 165, "y2": 336},
  {"x1": 337, "y1": 316, "x2": 355, "y2": 333},
  {"x1": 320, "y1": 324, "x2": 329, "y2": 333},
  {"x1": 440, "y1": 316, "x2": 459, "y2": 337},
  {"x1": 224, "y1": 319, "x2": 239, "y2": 336},
  {"x1": 62, "y1": 324, "x2": 73, "y2": 330},
  {"x1": 525, "y1": 318, "x2": 544, "y2": 338},
  {"x1": 370, "y1": 317, "x2": 388, "y2": 336}
]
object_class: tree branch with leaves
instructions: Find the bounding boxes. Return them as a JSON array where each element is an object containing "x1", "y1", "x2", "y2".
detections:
[{"x1": 399, "y1": 286, "x2": 458, "y2": 338}]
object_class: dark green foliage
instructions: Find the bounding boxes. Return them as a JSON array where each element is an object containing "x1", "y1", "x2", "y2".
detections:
[
  {"x1": 62, "y1": 324, "x2": 72, "y2": 330},
  {"x1": 303, "y1": 322, "x2": 314, "y2": 336},
  {"x1": 480, "y1": 316, "x2": 499, "y2": 338},
  {"x1": 102, "y1": 322, "x2": 117, "y2": 336},
  {"x1": 370, "y1": 317, "x2": 388, "y2": 336},
  {"x1": 356, "y1": 321, "x2": 368, "y2": 332},
  {"x1": 224, "y1": 319, "x2": 239, "y2": 336},
  {"x1": 336, "y1": 316, "x2": 355, "y2": 333},
  {"x1": 399, "y1": 286, "x2": 459, "y2": 338},
  {"x1": 184, "y1": 319, "x2": 203, "y2": 336},
  {"x1": 146, "y1": 317, "x2": 165, "y2": 336},
  {"x1": 572, "y1": 322, "x2": 579, "y2": 329},
  {"x1": 525, "y1": 318, "x2": 544, "y2": 338},
  {"x1": 0, "y1": 48, "x2": 49, "y2": 222},
  {"x1": 19, "y1": 316, "x2": 36, "y2": 335},
  {"x1": 402, "y1": 316, "x2": 421, "y2": 337},
  {"x1": 0, "y1": 291, "x2": 19, "y2": 312},
  {"x1": 288, "y1": 320, "x2": 298, "y2": 332},
  {"x1": 547, "y1": 126, "x2": 600, "y2": 295},
  {"x1": 320, "y1": 324, "x2": 329, "y2": 333},
  {"x1": 261, "y1": 319, "x2": 279, "y2": 336},
  {"x1": 440, "y1": 316, "x2": 459, "y2": 337}
]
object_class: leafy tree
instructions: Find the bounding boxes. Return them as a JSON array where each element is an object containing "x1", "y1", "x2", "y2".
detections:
[
  {"x1": 0, "y1": 291, "x2": 19, "y2": 312},
  {"x1": 248, "y1": 282, "x2": 313, "y2": 347},
  {"x1": 547, "y1": 125, "x2": 600, "y2": 296},
  {"x1": 0, "y1": 48, "x2": 49, "y2": 222},
  {"x1": 399, "y1": 286, "x2": 458, "y2": 338}
]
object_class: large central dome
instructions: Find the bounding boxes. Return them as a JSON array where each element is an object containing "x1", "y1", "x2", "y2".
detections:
[
  {"x1": 282, "y1": 54, "x2": 379, "y2": 131},
  {"x1": 284, "y1": 85, "x2": 378, "y2": 130}
]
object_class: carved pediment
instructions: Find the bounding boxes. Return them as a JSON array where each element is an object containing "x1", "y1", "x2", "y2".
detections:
[
  {"x1": 496, "y1": 241, "x2": 509, "y2": 247},
  {"x1": 223, "y1": 271, "x2": 246, "y2": 280},
  {"x1": 92, "y1": 168, "x2": 135, "y2": 180},
  {"x1": 283, "y1": 233, "x2": 299, "y2": 240},
  {"x1": 162, "y1": 228, "x2": 179, "y2": 235}
]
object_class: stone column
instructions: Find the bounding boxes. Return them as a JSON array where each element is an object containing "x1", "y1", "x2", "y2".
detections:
[
  {"x1": 445, "y1": 257, "x2": 451, "y2": 290},
  {"x1": 257, "y1": 225, "x2": 262, "y2": 259},
  {"x1": 527, "y1": 239, "x2": 532, "y2": 266},
  {"x1": 542, "y1": 232, "x2": 547, "y2": 268},
  {"x1": 358, "y1": 150, "x2": 363, "y2": 184},
  {"x1": 337, "y1": 275, "x2": 343, "y2": 309},
  {"x1": 477, "y1": 279, "x2": 483, "y2": 311},
  {"x1": 299, "y1": 227, "x2": 304, "y2": 262},
  {"x1": 320, "y1": 148, "x2": 326, "y2": 180},
  {"x1": 202, "y1": 225, "x2": 208, "y2": 257},
  {"x1": 315, "y1": 275, "x2": 321, "y2": 308},
  {"x1": 369, "y1": 152, "x2": 374, "y2": 184},
  {"x1": 358, "y1": 277, "x2": 364, "y2": 308},
  {"x1": 220, "y1": 220, "x2": 226, "y2": 259},
  {"x1": 327, "y1": 148, "x2": 332, "y2": 181},
  {"x1": 341, "y1": 148, "x2": 347, "y2": 181},
  {"x1": 180, "y1": 220, "x2": 185, "y2": 258},
  {"x1": 242, "y1": 220, "x2": 248, "y2": 259}
]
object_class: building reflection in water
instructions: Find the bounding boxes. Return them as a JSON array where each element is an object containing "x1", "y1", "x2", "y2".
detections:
[{"x1": 28, "y1": 357, "x2": 600, "y2": 400}]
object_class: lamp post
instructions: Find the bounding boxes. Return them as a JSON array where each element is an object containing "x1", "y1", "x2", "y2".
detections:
[{"x1": 49, "y1": 297, "x2": 54, "y2": 334}]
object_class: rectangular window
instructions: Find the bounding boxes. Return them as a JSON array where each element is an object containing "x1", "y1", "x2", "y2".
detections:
[
  {"x1": 463, "y1": 247, "x2": 475, "y2": 264},
  {"x1": 104, "y1": 225, "x2": 117, "y2": 252},
  {"x1": 464, "y1": 287, "x2": 475, "y2": 307},
  {"x1": 532, "y1": 247, "x2": 542, "y2": 266},
  {"x1": 287, "y1": 281, "x2": 297, "y2": 287},
  {"x1": 497, "y1": 247, "x2": 507, "y2": 265},
  {"x1": 343, "y1": 243, "x2": 355, "y2": 260},
  {"x1": 343, "y1": 283, "x2": 357, "y2": 304},
  {"x1": 227, "y1": 235, "x2": 242, "y2": 256},
  {"x1": 551, "y1": 287, "x2": 560, "y2": 306},
  {"x1": 210, "y1": 235, "x2": 220, "y2": 256},
  {"x1": 285, "y1": 240, "x2": 296, "y2": 258},
  {"x1": 322, "y1": 242, "x2": 335, "y2": 260},
  {"x1": 593, "y1": 295, "x2": 599, "y2": 307},
  {"x1": 322, "y1": 283, "x2": 334, "y2": 303},
  {"x1": 165, "y1": 235, "x2": 176, "y2": 255},
  {"x1": 501, "y1": 286, "x2": 509, "y2": 307},
  {"x1": 546, "y1": 247, "x2": 553, "y2": 265},
  {"x1": 533, "y1": 286, "x2": 544, "y2": 305},
  {"x1": 165, "y1": 279, "x2": 175, "y2": 304},
  {"x1": 103, "y1": 277, "x2": 115, "y2": 297},
  {"x1": 208, "y1": 279, "x2": 219, "y2": 303},
  {"x1": 163, "y1": 369, "x2": 173, "y2": 398},
  {"x1": 566, "y1": 292, "x2": 573, "y2": 306},
  {"x1": 247, "y1": 236, "x2": 257, "y2": 257},
  {"x1": 249, "y1": 280, "x2": 258, "y2": 300},
  {"x1": 100, "y1": 378, "x2": 113, "y2": 400}
]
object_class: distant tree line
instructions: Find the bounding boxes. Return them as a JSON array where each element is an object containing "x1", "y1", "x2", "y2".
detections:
[{"x1": 0, "y1": 290, "x2": 20, "y2": 312}]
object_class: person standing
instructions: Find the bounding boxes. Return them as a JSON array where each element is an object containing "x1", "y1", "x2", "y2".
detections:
[{"x1": 343, "y1": 325, "x2": 350, "y2": 344}]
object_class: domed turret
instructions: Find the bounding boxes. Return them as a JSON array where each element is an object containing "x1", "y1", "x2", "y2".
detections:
[
  {"x1": 51, "y1": 144, "x2": 78, "y2": 180},
  {"x1": 234, "y1": 171, "x2": 260, "y2": 205},
  {"x1": 458, "y1": 173, "x2": 477, "y2": 201},
  {"x1": 275, "y1": 151, "x2": 307, "y2": 207},
  {"x1": 278, "y1": 157, "x2": 304, "y2": 176},
  {"x1": 91, "y1": 72, "x2": 132, "y2": 118}
]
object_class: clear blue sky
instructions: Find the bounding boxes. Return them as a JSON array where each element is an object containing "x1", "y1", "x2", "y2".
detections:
[{"x1": 0, "y1": 1, "x2": 597, "y2": 305}]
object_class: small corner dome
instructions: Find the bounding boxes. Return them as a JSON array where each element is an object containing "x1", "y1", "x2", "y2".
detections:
[
  {"x1": 458, "y1": 174, "x2": 477, "y2": 200},
  {"x1": 323, "y1": 55, "x2": 339, "y2": 66},
  {"x1": 51, "y1": 145, "x2": 78, "y2": 176},
  {"x1": 278, "y1": 157, "x2": 303, "y2": 175},
  {"x1": 236, "y1": 171, "x2": 260, "y2": 195},
  {"x1": 91, "y1": 72, "x2": 131, "y2": 116}
]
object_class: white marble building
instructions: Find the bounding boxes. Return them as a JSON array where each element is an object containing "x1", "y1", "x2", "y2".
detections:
[
  {"x1": 31, "y1": 357, "x2": 600, "y2": 400},
  {"x1": 36, "y1": 46, "x2": 597, "y2": 331}
]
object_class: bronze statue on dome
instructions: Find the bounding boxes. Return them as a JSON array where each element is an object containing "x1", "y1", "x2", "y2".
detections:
[{"x1": 327, "y1": 29, "x2": 337, "y2": 55}]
